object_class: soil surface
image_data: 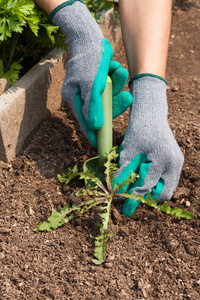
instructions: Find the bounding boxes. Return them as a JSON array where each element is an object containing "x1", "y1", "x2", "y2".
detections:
[{"x1": 0, "y1": 1, "x2": 200, "y2": 299}]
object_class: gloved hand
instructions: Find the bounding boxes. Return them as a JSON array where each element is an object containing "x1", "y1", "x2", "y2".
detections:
[
  {"x1": 50, "y1": 0, "x2": 133, "y2": 148},
  {"x1": 113, "y1": 75, "x2": 184, "y2": 217}
]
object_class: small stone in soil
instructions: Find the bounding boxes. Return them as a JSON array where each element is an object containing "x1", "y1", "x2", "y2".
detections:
[{"x1": 166, "y1": 239, "x2": 180, "y2": 251}]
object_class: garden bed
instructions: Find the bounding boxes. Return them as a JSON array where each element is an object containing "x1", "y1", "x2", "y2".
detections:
[{"x1": 0, "y1": 1, "x2": 200, "y2": 299}]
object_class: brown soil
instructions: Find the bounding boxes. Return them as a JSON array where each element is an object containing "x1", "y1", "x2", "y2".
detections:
[{"x1": 0, "y1": 1, "x2": 200, "y2": 299}]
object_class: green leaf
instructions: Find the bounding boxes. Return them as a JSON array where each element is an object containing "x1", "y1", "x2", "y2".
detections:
[
  {"x1": 117, "y1": 193, "x2": 195, "y2": 220},
  {"x1": 7, "y1": 16, "x2": 24, "y2": 33},
  {"x1": 0, "y1": 0, "x2": 39, "y2": 40},
  {"x1": 34, "y1": 205, "x2": 75, "y2": 232},
  {"x1": 145, "y1": 194, "x2": 160, "y2": 208},
  {"x1": 79, "y1": 171, "x2": 108, "y2": 193},
  {"x1": 170, "y1": 207, "x2": 195, "y2": 220},
  {"x1": 90, "y1": 196, "x2": 113, "y2": 264},
  {"x1": 160, "y1": 202, "x2": 172, "y2": 214},
  {"x1": 104, "y1": 146, "x2": 119, "y2": 192},
  {"x1": 57, "y1": 164, "x2": 79, "y2": 184},
  {"x1": 3, "y1": 61, "x2": 22, "y2": 85},
  {"x1": 0, "y1": 17, "x2": 12, "y2": 40},
  {"x1": 0, "y1": 0, "x2": 8, "y2": 8},
  {"x1": 34, "y1": 197, "x2": 103, "y2": 233},
  {"x1": 92, "y1": 259, "x2": 103, "y2": 265},
  {"x1": 113, "y1": 171, "x2": 139, "y2": 194},
  {"x1": 171, "y1": 207, "x2": 183, "y2": 218},
  {"x1": 92, "y1": 227, "x2": 114, "y2": 265},
  {"x1": 54, "y1": 31, "x2": 68, "y2": 50},
  {"x1": 61, "y1": 203, "x2": 70, "y2": 213},
  {"x1": 179, "y1": 210, "x2": 195, "y2": 220},
  {"x1": 26, "y1": 15, "x2": 40, "y2": 36},
  {"x1": 41, "y1": 24, "x2": 59, "y2": 44}
]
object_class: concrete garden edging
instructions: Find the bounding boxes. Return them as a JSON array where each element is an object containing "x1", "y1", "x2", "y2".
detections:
[{"x1": 0, "y1": 8, "x2": 122, "y2": 162}]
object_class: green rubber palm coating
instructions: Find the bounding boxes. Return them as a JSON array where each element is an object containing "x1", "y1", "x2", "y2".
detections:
[{"x1": 97, "y1": 76, "x2": 113, "y2": 172}]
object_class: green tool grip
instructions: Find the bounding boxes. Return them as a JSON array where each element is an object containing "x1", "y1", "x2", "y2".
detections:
[{"x1": 97, "y1": 76, "x2": 113, "y2": 172}]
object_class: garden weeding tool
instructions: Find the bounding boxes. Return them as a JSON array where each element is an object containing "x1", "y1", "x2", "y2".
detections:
[{"x1": 83, "y1": 76, "x2": 112, "y2": 186}]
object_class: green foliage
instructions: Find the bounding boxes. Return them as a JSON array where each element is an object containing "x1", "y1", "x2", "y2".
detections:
[
  {"x1": 0, "y1": 0, "x2": 39, "y2": 41},
  {"x1": 85, "y1": 0, "x2": 115, "y2": 21},
  {"x1": 118, "y1": 193, "x2": 195, "y2": 220},
  {"x1": 0, "y1": 59, "x2": 22, "y2": 85},
  {"x1": 35, "y1": 146, "x2": 195, "y2": 265},
  {"x1": 0, "y1": 0, "x2": 66, "y2": 85},
  {"x1": 92, "y1": 198, "x2": 114, "y2": 264},
  {"x1": 0, "y1": 0, "x2": 118, "y2": 86},
  {"x1": 0, "y1": 0, "x2": 119, "y2": 85}
]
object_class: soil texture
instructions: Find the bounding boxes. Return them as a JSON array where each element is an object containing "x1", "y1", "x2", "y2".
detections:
[{"x1": 0, "y1": 1, "x2": 200, "y2": 299}]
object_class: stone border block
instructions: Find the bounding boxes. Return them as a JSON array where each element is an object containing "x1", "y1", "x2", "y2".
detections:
[{"x1": 0, "y1": 49, "x2": 68, "y2": 162}]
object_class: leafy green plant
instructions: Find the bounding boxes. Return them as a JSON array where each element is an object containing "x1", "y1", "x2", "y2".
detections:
[
  {"x1": 0, "y1": 0, "x2": 117, "y2": 85},
  {"x1": 35, "y1": 147, "x2": 195, "y2": 265},
  {"x1": 0, "y1": 0, "x2": 118, "y2": 86},
  {"x1": 0, "y1": 0, "x2": 66, "y2": 85},
  {"x1": 85, "y1": 0, "x2": 115, "y2": 21}
]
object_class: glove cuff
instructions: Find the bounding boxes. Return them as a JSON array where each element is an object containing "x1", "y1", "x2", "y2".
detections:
[
  {"x1": 49, "y1": 1, "x2": 103, "y2": 55},
  {"x1": 129, "y1": 73, "x2": 167, "y2": 88},
  {"x1": 49, "y1": 0, "x2": 84, "y2": 22}
]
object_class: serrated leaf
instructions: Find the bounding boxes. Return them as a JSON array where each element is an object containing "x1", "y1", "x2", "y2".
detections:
[
  {"x1": 42, "y1": 24, "x2": 58, "y2": 44},
  {"x1": 160, "y1": 202, "x2": 172, "y2": 214},
  {"x1": 117, "y1": 192, "x2": 195, "y2": 220},
  {"x1": 57, "y1": 164, "x2": 79, "y2": 184},
  {"x1": 34, "y1": 206, "x2": 75, "y2": 232},
  {"x1": 104, "y1": 146, "x2": 119, "y2": 191},
  {"x1": 34, "y1": 221, "x2": 51, "y2": 232},
  {"x1": 54, "y1": 31, "x2": 67, "y2": 50},
  {"x1": 3, "y1": 61, "x2": 22, "y2": 85},
  {"x1": 92, "y1": 259, "x2": 103, "y2": 265},
  {"x1": 61, "y1": 204, "x2": 70, "y2": 213},
  {"x1": 26, "y1": 15, "x2": 40, "y2": 36},
  {"x1": 180, "y1": 210, "x2": 195, "y2": 220},
  {"x1": 171, "y1": 207, "x2": 185, "y2": 219},
  {"x1": 0, "y1": 18, "x2": 12, "y2": 40},
  {"x1": 113, "y1": 171, "x2": 139, "y2": 194},
  {"x1": 7, "y1": 16, "x2": 24, "y2": 33},
  {"x1": 79, "y1": 171, "x2": 108, "y2": 193},
  {"x1": 145, "y1": 194, "x2": 160, "y2": 208}
]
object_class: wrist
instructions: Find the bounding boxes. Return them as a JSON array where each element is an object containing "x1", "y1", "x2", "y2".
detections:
[
  {"x1": 129, "y1": 75, "x2": 168, "y2": 119},
  {"x1": 49, "y1": 0, "x2": 84, "y2": 21},
  {"x1": 129, "y1": 73, "x2": 167, "y2": 88}
]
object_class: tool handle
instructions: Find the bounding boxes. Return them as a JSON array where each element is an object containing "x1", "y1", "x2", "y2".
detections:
[{"x1": 97, "y1": 76, "x2": 113, "y2": 172}]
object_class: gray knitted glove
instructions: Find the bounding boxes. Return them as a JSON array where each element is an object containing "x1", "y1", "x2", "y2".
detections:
[
  {"x1": 113, "y1": 75, "x2": 184, "y2": 217},
  {"x1": 50, "y1": 0, "x2": 132, "y2": 148}
]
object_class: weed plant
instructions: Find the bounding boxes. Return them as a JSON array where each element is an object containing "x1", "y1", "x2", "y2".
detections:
[{"x1": 35, "y1": 147, "x2": 195, "y2": 265}]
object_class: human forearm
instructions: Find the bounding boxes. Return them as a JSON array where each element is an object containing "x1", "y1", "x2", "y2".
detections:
[{"x1": 119, "y1": 0, "x2": 172, "y2": 78}]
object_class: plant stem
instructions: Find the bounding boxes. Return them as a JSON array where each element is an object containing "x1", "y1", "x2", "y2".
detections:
[
  {"x1": 8, "y1": 32, "x2": 20, "y2": 69},
  {"x1": 14, "y1": 39, "x2": 36, "y2": 63}
]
